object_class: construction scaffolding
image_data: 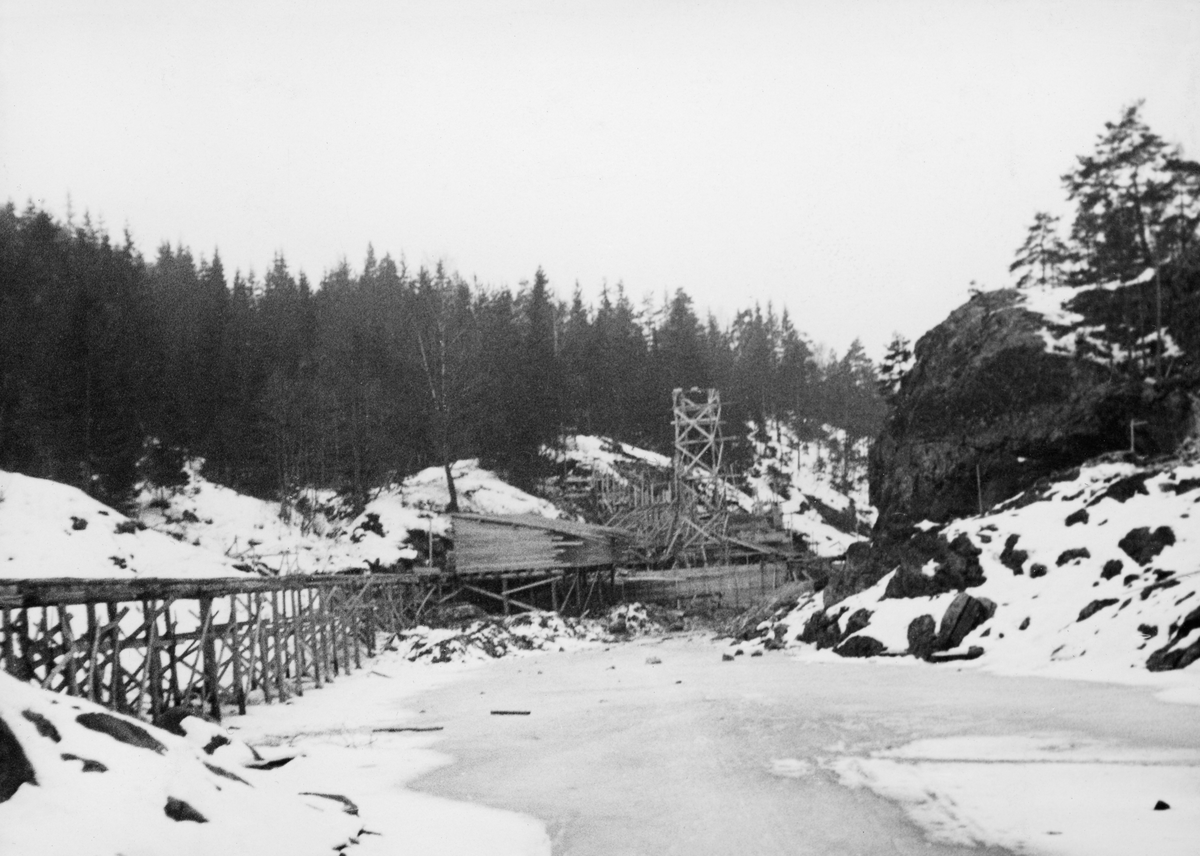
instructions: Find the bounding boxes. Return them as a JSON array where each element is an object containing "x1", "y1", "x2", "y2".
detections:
[{"x1": 602, "y1": 388, "x2": 766, "y2": 567}]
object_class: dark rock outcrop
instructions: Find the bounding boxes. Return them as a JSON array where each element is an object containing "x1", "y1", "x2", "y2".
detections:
[
  {"x1": 834, "y1": 635, "x2": 886, "y2": 658},
  {"x1": 906, "y1": 614, "x2": 938, "y2": 659},
  {"x1": 875, "y1": 531, "x2": 985, "y2": 601},
  {"x1": 1118, "y1": 526, "x2": 1176, "y2": 565},
  {"x1": 76, "y1": 712, "x2": 166, "y2": 754},
  {"x1": 1056, "y1": 547, "x2": 1091, "y2": 566},
  {"x1": 799, "y1": 608, "x2": 846, "y2": 649},
  {"x1": 1146, "y1": 605, "x2": 1200, "y2": 671},
  {"x1": 999, "y1": 534, "x2": 1028, "y2": 574},
  {"x1": 22, "y1": 709, "x2": 61, "y2": 742},
  {"x1": 164, "y1": 796, "x2": 208, "y2": 823},
  {"x1": 1078, "y1": 599, "x2": 1119, "y2": 622},
  {"x1": 870, "y1": 268, "x2": 1200, "y2": 533},
  {"x1": 0, "y1": 714, "x2": 37, "y2": 802},
  {"x1": 937, "y1": 593, "x2": 995, "y2": 650},
  {"x1": 844, "y1": 608, "x2": 873, "y2": 637},
  {"x1": 61, "y1": 753, "x2": 108, "y2": 773},
  {"x1": 1088, "y1": 473, "x2": 1151, "y2": 505}
]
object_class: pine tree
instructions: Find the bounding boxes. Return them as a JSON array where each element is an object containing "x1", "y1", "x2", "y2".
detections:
[
  {"x1": 877, "y1": 333, "x2": 913, "y2": 401},
  {"x1": 1010, "y1": 212, "x2": 1069, "y2": 288},
  {"x1": 1062, "y1": 102, "x2": 1179, "y2": 281}
]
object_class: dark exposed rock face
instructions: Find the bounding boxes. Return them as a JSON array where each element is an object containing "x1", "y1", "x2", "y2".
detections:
[
  {"x1": 0, "y1": 714, "x2": 37, "y2": 802},
  {"x1": 1078, "y1": 599, "x2": 1119, "y2": 622},
  {"x1": 76, "y1": 712, "x2": 166, "y2": 754},
  {"x1": 937, "y1": 593, "x2": 995, "y2": 650},
  {"x1": 1147, "y1": 605, "x2": 1200, "y2": 671},
  {"x1": 834, "y1": 635, "x2": 886, "y2": 658},
  {"x1": 1057, "y1": 547, "x2": 1091, "y2": 566},
  {"x1": 999, "y1": 534, "x2": 1028, "y2": 574},
  {"x1": 164, "y1": 796, "x2": 208, "y2": 823},
  {"x1": 1118, "y1": 526, "x2": 1176, "y2": 566},
  {"x1": 799, "y1": 608, "x2": 846, "y2": 650},
  {"x1": 906, "y1": 614, "x2": 938, "y2": 659},
  {"x1": 870, "y1": 270, "x2": 1200, "y2": 533}
]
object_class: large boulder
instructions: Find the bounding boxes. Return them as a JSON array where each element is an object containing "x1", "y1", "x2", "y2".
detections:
[{"x1": 870, "y1": 269, "x2": 1200, "y2": 532}]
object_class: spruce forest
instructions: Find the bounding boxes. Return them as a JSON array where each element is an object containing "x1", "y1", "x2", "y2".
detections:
[{"x1": 0, "y1": 203, "x2": 885, "y2": 510}]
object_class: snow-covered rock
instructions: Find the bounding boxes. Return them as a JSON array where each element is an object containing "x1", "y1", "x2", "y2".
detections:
[
  {"x1": 0, "y1": 671, "x2": 361, "y2": 856},
  {"x1": 392, "y1": 611, "x2": 608, "y2": 663},
  {"x1": 740, "y1": 455, "x2": 1200, "y2": 678}
]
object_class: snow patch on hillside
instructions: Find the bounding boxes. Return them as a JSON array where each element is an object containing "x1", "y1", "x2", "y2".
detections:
[
  {"x1": 1020, "y1": 271, "x2": 1184, "y2": 365},
  {"x1": 131, "y1": 459, "x2": 561, "y2": 577},
  {"x1": 134, "y1": 460, "x2": 364, "y2": 576},
  {"x1": 0, "y1": 469, "x2": 247, "y2": 580},
  {"x1": 555, "y1": 435, "x2": 673, "y2": 477},
  {"x1": 396, "y1": 460, "x2": 562, "y2": 519},
  {"x1": 744, "y1": 421, "x2": 874, "y2": 555}
]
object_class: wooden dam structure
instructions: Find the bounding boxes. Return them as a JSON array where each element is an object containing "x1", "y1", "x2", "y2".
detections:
[
  {"x1": 0, "y1": 388, "x2": 816, "y2": 720},
  {"x1": 446, "y1": 513, "x2": 628, "y2": 615},
  {"x1": 0, "y1": 513, "x2": 630, "y2": 722}
]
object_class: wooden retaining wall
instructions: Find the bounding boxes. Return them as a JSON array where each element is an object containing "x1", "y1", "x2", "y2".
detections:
[
  {"x1": 0, "y1": 573, "x2": 439, "y2": 723},
  {"x1": 616, "y1": 560, "x2": 805, "y2": 610}
]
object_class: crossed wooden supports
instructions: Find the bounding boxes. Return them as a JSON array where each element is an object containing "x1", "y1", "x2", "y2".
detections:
[
  {"x1": 0, "y1": 574, "x2": 439, "y2": 723},
  {"x1": 448, "y1": 567, "x2": 616, "y2": 617}
]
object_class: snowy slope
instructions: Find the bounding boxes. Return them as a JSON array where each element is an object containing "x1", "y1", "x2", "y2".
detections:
[
  {"x1": 744, "y1": 421, "x2": 874, "y2": 555},
  {"x1": 741, "y1": 454, "x2": 1200, "y2": 681},
  {"x1": 0, "y1": 671, "x2": 362, "y2": 856},
  {"x1": 132, "y1": 458, "x2": 561, "y2": 577},
  {"x1": 134, "y1": 460, "x2": 369, "y2": 576},
  {"x1": 0, "y1": 470, "x2": 247, "y2": 580}
]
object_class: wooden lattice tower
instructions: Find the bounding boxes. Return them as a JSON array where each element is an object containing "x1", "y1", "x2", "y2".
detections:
[{"x1": 668, "y1": 388, "x2": 732, "y2": 562}]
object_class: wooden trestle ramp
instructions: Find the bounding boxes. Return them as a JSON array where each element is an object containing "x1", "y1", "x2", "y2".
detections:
[{"x1": 0, "y1": 573, "x2": 440, "y2": 724}]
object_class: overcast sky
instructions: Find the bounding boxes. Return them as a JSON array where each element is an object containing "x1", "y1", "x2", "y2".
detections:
[{"x1": 2, "y1": 0, "x2": 1198, "y2": 357}]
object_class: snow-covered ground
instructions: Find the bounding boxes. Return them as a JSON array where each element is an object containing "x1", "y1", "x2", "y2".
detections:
[
  {"x1": 0, "y1": 469, "x2": 247, "y2": 580},
  {"x1": 0, "y1": 670, "x2": 362, "y2": 856},
  {"x1": 5, "y1": 623, "x2": 1198, "y2": 855},
  {"x1": 742, "y1": 454, "x2": 1200, "y2": 690},
  {"x1": 0, "y1": 458, "x2": 563, "y2": 582}
]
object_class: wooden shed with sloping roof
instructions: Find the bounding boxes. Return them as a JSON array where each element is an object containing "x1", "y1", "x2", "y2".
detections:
[{"x1": 450, "y1": 513, "x2": 628, "y2": 575}]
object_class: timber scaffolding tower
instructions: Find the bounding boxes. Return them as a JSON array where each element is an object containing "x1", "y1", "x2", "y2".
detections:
[{"x1": 602, "y1": 388, "x2": 770, "y2": 567}]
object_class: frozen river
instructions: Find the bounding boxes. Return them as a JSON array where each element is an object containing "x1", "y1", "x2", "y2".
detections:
[
  {"x1": 411, "y1": 635, "x2": 1200, "y2": 856},
  {"x1": 233, "y1": 633, "x2": 1200, "y2": 856}
]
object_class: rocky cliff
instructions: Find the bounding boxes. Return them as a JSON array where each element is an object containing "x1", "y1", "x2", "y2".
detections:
[{"x1": 871, "y1": 264, "x2": 1200, "y2": 534}]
